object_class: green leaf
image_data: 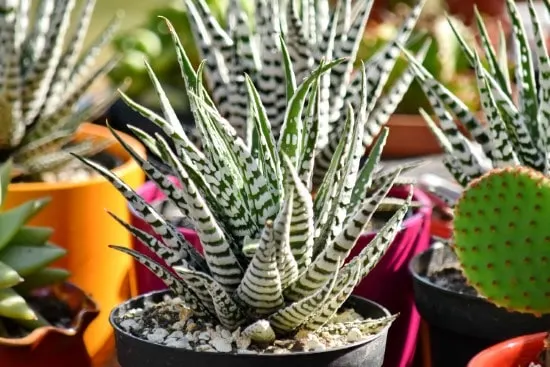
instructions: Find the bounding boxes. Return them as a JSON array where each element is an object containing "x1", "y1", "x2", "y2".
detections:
[
  {"x1": 0, "y1": 160, "x2": 13, "y2": 208},
  {"x1": 10, "y1": 226, "x2": 53, "y2": 246},
  {"x1": 473, "y1": 7, "x2": 511, "y2": 95},
  {"x1": 12, "y1": 312, "x2": 50, "y2": 329},
  {"x1": 349, "y1": 127, "x2": 389, "y2": 216},
  {"x1": 0, "y1": 261, "x2": 22, "y2": 289},
  {"x1": 279, "y1": 35, "x2": 297, "y2": 102},
  {"x1": 15, "y1": 268, "x2": 70, "y2": 293},
  {"x1": 0, "y1": 245, "x2": 66, "y2": 277},
  {"x1": 0, "y1": 288, "x2": 36, "y2": 320},
  {"x1": 235, "y1": 220, "x2": 284, "y2": 316},
  {"x1": 0, "y1": 198, "x2": 50, "y2": 252},
  {"x1": 506, "y1": 0, "x2": 539, "y2": 145},
  {"x1": 278, "y1": 58, "x2": 346, "y2": 166}
]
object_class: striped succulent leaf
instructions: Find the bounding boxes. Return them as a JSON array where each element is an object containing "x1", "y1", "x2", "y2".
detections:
[
  {"x1": 86, "y1": 25, "x2": 412, "y2": 338},
  {"x1": 409, "y1": 0, "x2": 550, "y2": 190},
  {"x1": 0, "y1": 0, "x2": 121, "y2": 181},
  {"x1": 177, "y1": 0, "x2": 424, "y2": 189}
]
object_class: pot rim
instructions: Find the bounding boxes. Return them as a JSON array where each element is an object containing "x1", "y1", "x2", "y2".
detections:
[
  {"x1": 467, "y1": 332, "x2": 548, "y2": 366},
  {"x1": 0, "y1": 281, "x2": 100, "y2": 346},
  {"x1": 110, "y1": 291, "x2": 392, "y2": 358},
  {"x1": 132, "y1": 181, "x2": 433, "y2": 239},
  {"x1": 8, "y1": 123, "x2": 146, "y2": 192}
]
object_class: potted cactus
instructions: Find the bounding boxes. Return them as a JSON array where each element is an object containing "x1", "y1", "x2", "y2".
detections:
[
  {"x1": 402, "y1": 0, "x2": 550, "y2": 365},
  {"x1": 123, "y1": 1, "x2": 434, "y2": 366},
  {"x1": 450, "y1": 167, "x2": 550, "y2": 367},
  {"x1": 0, "y1": 0, "x2": 147, "y2": 356},
  {"x1": 78, "y1": 12, "x2": 419, "y2": 366},
  {"x1": 0, "y1": 160, "x2": 99, "y2": 367}
]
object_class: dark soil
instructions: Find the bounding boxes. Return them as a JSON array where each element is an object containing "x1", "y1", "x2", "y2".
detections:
[
  {"x1": 90, "y1": 150, "x2": 123, "y2": 171},
  {"x1": 427, "y1": 267, "x2": 478, "y2": 296},
  {"x1": 2, "y1": 294, "x2": 73, "y2": 338}
]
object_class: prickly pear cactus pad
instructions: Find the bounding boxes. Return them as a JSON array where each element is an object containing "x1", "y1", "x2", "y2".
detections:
[{"x1": 453, "y1": 166, "x2": 550, "y2": 315}]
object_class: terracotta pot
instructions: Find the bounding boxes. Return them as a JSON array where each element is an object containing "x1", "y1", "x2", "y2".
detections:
[
  {"x1": 376, "y1": 114, "x2": 444, "y2": 158},
  {"x1": 4, "y1": 123, "x2": 146, "y2": 357},
  {"x1": 0, "y1": 282, "x2": 99, "y2": 367},
  {"x1": 129, "y1": 181, "x2": 432, "y2": 367},
  {"x1": 468, "y1": 332, "x2": 547, "y2": 367}
]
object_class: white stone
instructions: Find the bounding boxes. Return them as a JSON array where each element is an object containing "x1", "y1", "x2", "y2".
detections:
[
  {"x1": 165, "y1": 338, "x2": 191, "y2": 349},
  {"x1": 120, "y1": 319, "x2": 141, "y2": 332},
  {"x1": 168, "y1": 331, "x2": 185, "y2": 339},
  {"x1": 346, "y1": 328, "x2": 363, "y2": 343},
  {"x1": 210, "y1": 336, "x2": 233, "y2": 352},
  {"x1": 302, "y1": 335, "x2": 326, "y2": 352},
  {"x1": 243, "y1": 320, "x2": 275, "y2": 344},
  {"x1": 198, "y1": 331, "x2": 211, "y2": 341},
  {"x1": 146, "y1": 328, "x2": 169, "y2": 343}
]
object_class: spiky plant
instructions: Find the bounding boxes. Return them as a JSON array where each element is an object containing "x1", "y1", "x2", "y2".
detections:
[
  {"x1": 78, "y1": 25, "x2": 412, "y2": 338},
  {"x1": 119, "y1": 0, "x2": 427, "y2": 188},
  {"x1": 0, "y1": 0, "x2": 123, "y2": 181},
  {"x1": 401, "y1": 0, "x2": 550, "y2": 199},
  {"x1": 0, "y1": 161, "x2": 69, "y2": 337}
]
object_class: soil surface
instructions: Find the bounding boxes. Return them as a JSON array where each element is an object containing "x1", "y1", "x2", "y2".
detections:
[
  {"x1": 115, "y1": 294, "x2": 394, "y2": 354},
  {"x1": 3, "y1": 294, "x2": 73, "y2": 338},
  {"x1": 427, "y1": 267, "x2": 477, "y2": 296}
]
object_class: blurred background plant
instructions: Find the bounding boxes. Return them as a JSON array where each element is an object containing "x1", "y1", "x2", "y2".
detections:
[
  {"x1": 358, "y1": 0, "x2": 481, "y2": 114},
  {"x1": 108, "y1": 0, "x2": 254, "y2": 110}
]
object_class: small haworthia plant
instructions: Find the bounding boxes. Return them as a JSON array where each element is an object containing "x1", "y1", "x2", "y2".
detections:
[
  {"x1": 0, "y1": 160, "x2": 69, "y2": 337},
  {"x1": 134, "y1": 0, "x2": 428, "y2": 187},
  {"x1": 78, "y1": 20, "x2": 412, "y2": 339},
  {"x1": 401, "y1": 0, "x2": 550, "y2": 201},
  {"x1": 0, "y1": 0, "x2": 123, "y2": 181}
]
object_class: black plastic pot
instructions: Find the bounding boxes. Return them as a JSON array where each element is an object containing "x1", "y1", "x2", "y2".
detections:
[
  {"x1": 110, "y1": 291, "x2": 392, "y2": 367},
  {"x1": 410, "y1": 245, "x2": 550, "y2": 367}
]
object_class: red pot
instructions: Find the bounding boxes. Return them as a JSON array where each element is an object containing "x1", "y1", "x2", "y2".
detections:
[
  {"x1": 468, "y1": 332, "x2": 547, "y2": 367},
  {"x1": 0, "y1": 282, "x2": 99, "y2": 367},
  {"x1": 130, "y1": 181, "x2": 432, "y2": 367}
]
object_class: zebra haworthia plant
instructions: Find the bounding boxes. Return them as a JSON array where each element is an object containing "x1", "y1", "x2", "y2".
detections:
[
  {"x1": 149, "y1": 0, "x2": 427, "y2": 187},
  {"x1": 78, "y1": 22, "x2": 412, "y2": 339},
  {"x1": 402, "y1": 0, "x2": 550, "y2": 202},
  {"x1": 0, "y1": 0, "x2": 123, "y2": 181}
]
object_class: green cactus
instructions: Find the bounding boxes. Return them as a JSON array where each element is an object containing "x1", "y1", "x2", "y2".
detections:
[
  {"x1": 453, "y1": 166, "x2": 550, "y2": 315},
  {"x1": 0, "y1": 0, "x2": 123, "y2": 182},
  {"x1": 0, "y1": 161, "x2": 69, "y2": 337}
]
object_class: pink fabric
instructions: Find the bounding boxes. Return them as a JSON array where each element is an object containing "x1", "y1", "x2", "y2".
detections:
[
  {"x1": 130, "y1": 181, "x2": 432, "y2": 367},
  {"x1": 349, "y1": 187, "x2": 432, "y2": 367}
]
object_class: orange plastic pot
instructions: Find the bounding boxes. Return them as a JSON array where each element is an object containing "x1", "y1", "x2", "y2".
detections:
[
  {"x1": 3, "y1": 123, "x2": 145, "y2": 358},
  {"x1": 0, "y1": 282, "x2": 99, "y2": 367},
  {"x1": 468, "y1": 332, "x2": 547, "y2": 367}
]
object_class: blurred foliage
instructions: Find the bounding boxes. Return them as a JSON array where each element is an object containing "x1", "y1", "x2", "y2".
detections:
[
  {"x1": 358, "y1": 3, "x2": 482, "y2": 114},
  {"x1": 109, "y1": 0, "x2": 487, "y2": 114},
  {"x1": 109, "y1": 0, "x2": 253, "y2": 110}
]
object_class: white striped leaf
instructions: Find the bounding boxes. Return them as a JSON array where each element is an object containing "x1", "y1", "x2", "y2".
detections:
[
  {"x1": 272, "y1": 189, "x2": 299, "y2": 290},
  {"x1": 235, "y1": 221, "x2": 284, "y2": 316},
  {"x1": 109, "y1": 245, "x2": 210, "y2": 318}
]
